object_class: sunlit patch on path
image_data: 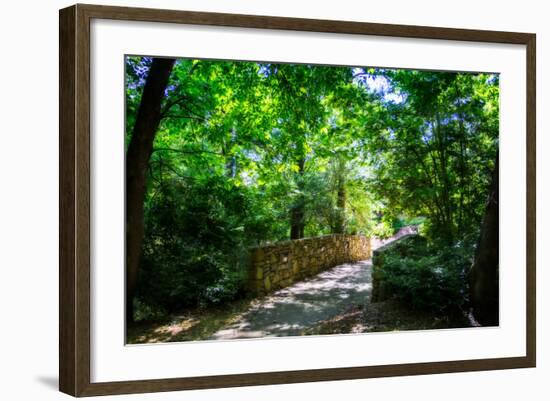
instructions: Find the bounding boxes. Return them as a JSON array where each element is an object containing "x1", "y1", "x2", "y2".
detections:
[
  {"x1": 209, "y1": 260, "x2": 373, "y2": 340},
  {"x1": 125, "y1": 229, "x2": 418, "y2": 343},
  {"x1": 209, "y1": 227, "x2": 416, "y2": 340}
]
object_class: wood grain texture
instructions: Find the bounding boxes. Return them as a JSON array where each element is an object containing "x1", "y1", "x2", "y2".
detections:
[
  {"x1": 59, "y1": 5, "x2": 76, "y2": 396},
  {"x1": 77, "y1": 356, "x2": 533, "y2": 397},
  {"x1": 59, "y1": 3, "x2": 536, "y2": 397},
  {"x1": 78, "y1": 3, "x2": 533, "y2": 44},
  {"x1": 525, "y1": 35, "x2": 536, "y2": 367},
  {"x1": 59, "y1": 4, "x2": 92, "y2": 396},
  {"x1": 75, "y1": 4, "x2": 92, "y2": 396}
]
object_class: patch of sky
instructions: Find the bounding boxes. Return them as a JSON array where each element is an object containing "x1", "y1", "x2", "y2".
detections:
[
  {"x1": 355, "y1": 164, "x2": 373, "y2": 179},
  {"x1": 441, "y1": 113, "x2": 461, "y2": 125},
  {"x1": 240, "y1": 170, "x2": 258, "y2": 186},
  {"x1": 328, "y1": 115, "x2": 338, "y2": 128},
  {"x1": 164, "y1": 84, "x2": 176, "y2": 97},
  {"x1": 463, "y1": 120, "x2": 478, "y2": 132},
  {"x1": 127, "y1": 56, "x2": 152, "y2": 90},
  {"x1": 243, "y1": 149, "x2": 262, "y2": 162},
  {"x1": 486, "y1": 73, "x2": 499, "y2": 85},
  {"x1": 258, "y1": 64, "x2": 271, "y2": 78},
  {"x1": 352, "y1": 67, "x2": 406, "y2": 104},
  {"x1": 271, "y1": 154, "x2": 284, "y2": 164},
  {"x1": 421, "y1": 122, "x2": 433, "y2": 143},
  {"x1": 454, "y1": 96, "x2": 471, "y2": 106},
  {"x1": 258, "y1": 63, "x2": 278, "y2": 78}
]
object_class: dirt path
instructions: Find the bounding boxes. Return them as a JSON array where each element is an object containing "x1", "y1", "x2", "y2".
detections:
[{"x1": 209, "y1": 260, "x2": 373, "y2": 339}]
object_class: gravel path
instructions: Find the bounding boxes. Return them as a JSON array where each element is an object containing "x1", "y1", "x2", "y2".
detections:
[
  {"x1": 209, "y1": 227, "x2": 417, "y2": 340},
  {"x1": 209, "y1": 260, "x2": 373, "y2": 340}
]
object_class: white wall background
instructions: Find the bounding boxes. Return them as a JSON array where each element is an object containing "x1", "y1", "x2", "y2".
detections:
[{"x1": 0, "y1": 0, "x2": 546, "y2": 399}]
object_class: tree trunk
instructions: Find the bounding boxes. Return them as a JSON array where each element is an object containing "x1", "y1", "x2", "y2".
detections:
[
  {"x1": 290, "y1": 157, "x2": 306, "y2": 239},
  {"x1": 334, "y1": 184, "x2": 347, "y2": 234},
  {"x1": 290, "y1": 207, "x2": 305, "y2": 239},
  {"x1": 333, "y1": 158, "x2": 347, "y2": 234},
  {"x1": 126, "y1": 58, "x2": 175, "y2": 324},
  {"x1": 469, "y1": 157, "x2": 499, "y2": 326}
]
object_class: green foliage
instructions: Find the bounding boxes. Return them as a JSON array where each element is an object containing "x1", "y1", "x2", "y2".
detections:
[
  {"x1": 391, "y1": 215, "x2": 426, "y2": 232},
  {"x1": 364, "y1": 70, "x2": 499, "y2": 243},
  {"x1": 126, "y1": 56, "x2": 498, "y2": 317},
  {"x1": 372, "y1": 222, "x2": 395, "y2": 239},
  {"x1": 376, "y1": 236, "x2": 471, "y2": 313},
  {"x1": 133, "y1": 298, "x2": 168, "y2": 323},
  {"x1": 137, "y1": 176, "x2": 280, "y2": 311}
]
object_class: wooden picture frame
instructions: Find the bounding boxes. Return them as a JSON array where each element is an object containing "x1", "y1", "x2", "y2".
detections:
[{"x1": 59, "y1": 3, "x2": 536, "y2": 397}]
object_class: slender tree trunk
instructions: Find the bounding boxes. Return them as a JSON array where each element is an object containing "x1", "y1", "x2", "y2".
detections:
[
  {"x1": 223, "y1": 128, "x2": 238, "y2": 178},
  {"x1": 290, "y1": 208, "x2": 305, "y2": 239},
  {"x1": 333, "y1": 158, "x2": 347, "y2": 234},
  {"x1": 290, "y1": 157, "x2": 306, "y2": 239},
  {"x1": 469, "y1": 156, "x2": 499, "y2": 326},
  {"x1": 334, "y1": 183, "x2": 347, "y2": 234},
  {"x1": 435, "y1": 114, "x2": 453, "y2": 243},
  {"x1": 458, "y1": 136, "x2": 466, "y2": 230},
  {"x1": 126, "y1": 58, "x2": 175, "y2": 324}
]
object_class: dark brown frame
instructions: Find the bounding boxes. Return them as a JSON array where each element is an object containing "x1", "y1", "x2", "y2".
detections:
[{"x1": 59, "y1": 3, "x2": 536, "y2": 397}]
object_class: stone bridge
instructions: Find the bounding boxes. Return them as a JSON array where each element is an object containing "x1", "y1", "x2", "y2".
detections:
[{"x1": 248, "y1": 234, "x2": 371, "y2": 296}]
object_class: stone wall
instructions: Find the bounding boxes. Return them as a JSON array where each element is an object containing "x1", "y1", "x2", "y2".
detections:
[{"x1": 248, "y1": 234, "x2": 371, "y2": 296}]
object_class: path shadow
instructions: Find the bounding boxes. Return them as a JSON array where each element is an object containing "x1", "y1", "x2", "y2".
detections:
[{"x1": 210, "y1": 261, "x2": 373, "y2": 339}]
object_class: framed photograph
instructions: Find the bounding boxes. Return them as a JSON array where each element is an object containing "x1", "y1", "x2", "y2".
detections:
[{"x1": 59, "y1": 4, "x2": 536, "y2": 397}]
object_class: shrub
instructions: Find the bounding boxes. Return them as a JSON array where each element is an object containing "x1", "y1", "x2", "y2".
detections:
[
  {"x1": 133, "y1": 298, "x2": 168, "y2": 323},
  {"x1": 372, "y1": 222, "x2": 395, "y2": 239},
  {"x1": 375, "y1": 236, "x2": 470, "y2": 313},
  {"x1": 134, "y1": 177, "x2": 259, "y2": 315}
]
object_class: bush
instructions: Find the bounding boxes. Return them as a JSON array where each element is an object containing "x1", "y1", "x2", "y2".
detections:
[
  {"x1": 203, "y1": 269, "x2": 244, "y2": 305},
  {"x1": 375, "y1": 236, "x2": 470, "y2": 313},
  {"x1": 139, "y1": 246, "x2": 233, "y2": 311},
  {"x1": 133, "y1": 298, "x2": 168, "y2": 323},
  {"x1": 135, "y1": 177, "x2": 258, "y2": 314},
  {"x1": 372, "y1": 222, "x2": 395, "y2": 239},
  {"x1": 372, "y1": 215, "x2": 426, "y2": 239}
]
